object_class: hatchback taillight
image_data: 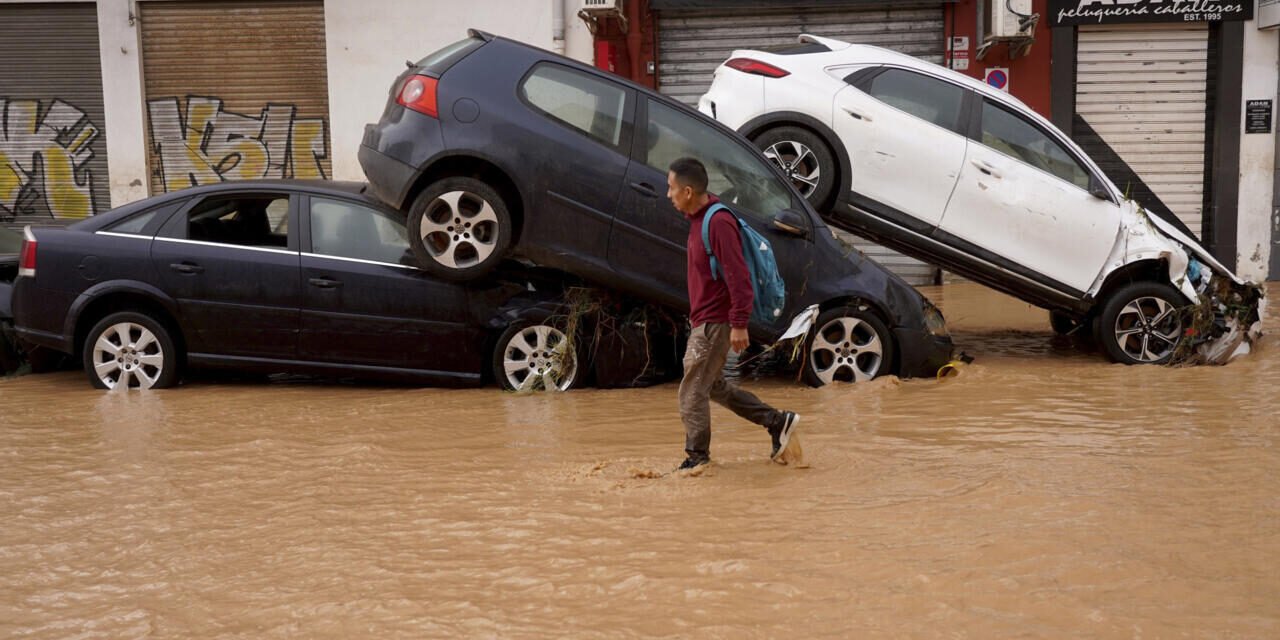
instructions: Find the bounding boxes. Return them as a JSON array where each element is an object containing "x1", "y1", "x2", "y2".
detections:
[
  {"x1": 397, "y1": 75, "x2": 439, "y2": 118},
  {"x1": 17, "y1": 227, "x2": 36, "y2": 278},
  {"x1": 725, "y1": 58, "x2": 790, "y2": 78}
]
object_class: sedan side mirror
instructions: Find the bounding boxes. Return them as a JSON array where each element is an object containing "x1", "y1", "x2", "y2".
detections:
[{"x1": 772, "y1": 209, "x2": 809, "y2": 238}]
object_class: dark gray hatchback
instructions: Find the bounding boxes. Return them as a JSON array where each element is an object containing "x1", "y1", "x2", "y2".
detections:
[{"x1": 359, "y1": 30, "x2": 953, "y2": 383}]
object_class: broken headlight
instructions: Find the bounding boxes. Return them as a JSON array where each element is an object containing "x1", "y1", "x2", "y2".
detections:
[{"x1": 923, "y1": 301, "x2": 949, "y2": 338}]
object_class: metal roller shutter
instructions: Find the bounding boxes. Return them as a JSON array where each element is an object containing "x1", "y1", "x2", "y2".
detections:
[
  {"x1": 0, "y1": 2, "x2": 109, "y2": 228},
  {"x1": 656, "y1": 3, "x2": 946, "y2": 285},
  {"x1": 1075, "y1": 24, "x2": 1209, "y2": 238},
  {"x1": 140, "y1": 0, "x2": 332, "y2": 195}
]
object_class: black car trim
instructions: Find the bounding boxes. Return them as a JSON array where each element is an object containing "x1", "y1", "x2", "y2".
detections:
[
  {"x1": 839, "y1": 198, "x2": 1086, "y2": 304},
  {"x1": 609, "y1": 217, "x2": 685, "y2": 253},
  {"x1": 153, "y1": 236, "x2": 299, "y2": 256},
  {"x1": 13, "y1": 325, "x2": 69, "y2": 352},
  {"x1": 301, "y1": 252, "x2": 417, "y2": 271},
  {"x1": 546, "y1": 191, "x2": 617, "y2": 225},
  {"x1": 187, "y1": 352, "x2": 481, "y2": 383}
]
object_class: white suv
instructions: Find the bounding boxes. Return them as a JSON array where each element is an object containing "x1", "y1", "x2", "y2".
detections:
[{"x1": 699, "y1": 34, "x2": 1263, "y2": 365}]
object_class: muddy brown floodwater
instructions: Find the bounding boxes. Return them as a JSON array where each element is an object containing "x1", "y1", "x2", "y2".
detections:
[{"x1": 1, "y1": 282, "x2": 1277, "y2": 638}]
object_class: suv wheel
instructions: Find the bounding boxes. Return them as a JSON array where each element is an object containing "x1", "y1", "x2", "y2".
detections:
[
  {"x1": 82, "y1": 311, "x2": 180, "y2": 390},
  {"x1": 493, "y1": 316, "x2": 580, "y2": 392},
  {"x1": 408, "y1": 177, "x2": 513, "y2": 282},
  {"x1": 802, "y1": 306, "x2": 894, "y2": 387},
  {"x1": 1097, "y1": 282, "x2": 1186, "y2": 365},
  {"x1": 754, "y1": 126, "x2": 836, "y2": 210}
]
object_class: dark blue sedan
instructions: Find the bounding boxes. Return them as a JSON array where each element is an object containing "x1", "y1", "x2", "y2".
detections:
[{"x1": 10, "y1": 181, "x2": 584, "y2": 390}]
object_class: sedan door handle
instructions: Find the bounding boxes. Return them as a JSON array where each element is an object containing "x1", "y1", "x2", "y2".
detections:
[
  {"x1": 308, "y1": 277, "x2": 342, "y2": 289},
  {"x1": 843, "y1": 108, "x2": 873, "y2": 122},
  {"x1": 169, "y1": 262, "x2": 204, "y2": 274},
  {"x1": 970, "y1": 158, "x2": 1002, "y2": 179},
  {"x1": 629, "y1": 182, "x2": 659, "y2": 198}
]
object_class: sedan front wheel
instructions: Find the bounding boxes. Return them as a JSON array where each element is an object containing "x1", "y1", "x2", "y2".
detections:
[{"x1": 493, "y1": 318, "x2": 580, "y2": 392}]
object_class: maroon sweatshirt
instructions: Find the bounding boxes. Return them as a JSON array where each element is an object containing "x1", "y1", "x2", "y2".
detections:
[{"x1": 686, "y1": 196, "x2": 754, "y2": 329}]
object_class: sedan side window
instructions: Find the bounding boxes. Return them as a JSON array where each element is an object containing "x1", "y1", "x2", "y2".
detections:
[
  {"x1": 185, "y1": 195, "x2": 290, "y2": 248},
  {"x1": 865, "y1": 68, "x2": 965, "y2": 132},
  {"x1": 643, "y1": 99, "x2": 795, "y2": 223},
  {"x1": 310, "y1": 198, "x2": 412, "y2": 266},
  {"x1": 521, "y1": 64, "x2": 629, "y2": 148},
  {"x1": 980, "y1": 100, "x2": 1092, "y2": 189}
]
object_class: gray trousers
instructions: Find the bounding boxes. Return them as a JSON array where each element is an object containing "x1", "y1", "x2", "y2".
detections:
[{"x1": 679, "y1": 323, "x2": 784, "y2": 458}]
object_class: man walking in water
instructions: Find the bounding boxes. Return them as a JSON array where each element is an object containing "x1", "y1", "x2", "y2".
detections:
[{"x1": 667, "y1": 157, "x2": 799, "y2": 471}]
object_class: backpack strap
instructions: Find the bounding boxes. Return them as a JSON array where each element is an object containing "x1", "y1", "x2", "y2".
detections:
[{"x1": 701, "y1": 202, "x2": 730, "y2": 281}]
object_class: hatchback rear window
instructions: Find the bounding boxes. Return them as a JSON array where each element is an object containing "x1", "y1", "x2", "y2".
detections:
[{"x1": 415, "y1": 37, "x2": 484, "y2": 74}]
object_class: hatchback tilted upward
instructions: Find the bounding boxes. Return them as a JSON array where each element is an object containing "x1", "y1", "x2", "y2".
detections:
[{"x1": 359, "y1": 30, "x2": 954, "y2": 384}]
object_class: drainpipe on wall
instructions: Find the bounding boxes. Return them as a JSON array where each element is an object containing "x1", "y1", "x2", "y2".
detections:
[{"x1": 552, "y1": 0, "x2": 566, "y2": 55}]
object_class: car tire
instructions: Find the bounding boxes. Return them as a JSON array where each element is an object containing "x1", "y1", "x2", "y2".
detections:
[
  {"x1": 493, "y1": 315, "x2": 581, "y2": 392},
  {"x1": 82, "y1": 311, "x2": 181, "y2": 390},
  {"x1": 802, "y1": 306, "x2": 894, "y2": 387},
  {"x1": 1097, "y1": 281, "x2": 1186, "y2": 365},
  {"x1": 753, "y1": 126, "x2": 837, "y2": 211},
  {"x1": 407, "y1": 177, "x2": 513, "y2": 282}
]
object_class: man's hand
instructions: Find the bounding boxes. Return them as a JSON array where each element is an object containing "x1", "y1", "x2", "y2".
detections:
[{"x1": 730, "y1": 327, "x2": 750, "y2": 353}]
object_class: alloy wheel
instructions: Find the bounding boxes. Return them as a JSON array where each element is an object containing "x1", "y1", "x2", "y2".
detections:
[
  {"x1": 809, "y1": 317, "x2": 884, "y2": 384},
  {"x1": 91, "y1": 322, "x2": 166, "y2": 390},
  {"x1": 501, "y1": 324, "x2": 577, "y2": 391},
  {"x1": 1113, "y1": 296, "x2": 1182, "y2": 363},
  {"x1": 418, "y1": 190, "x2": 501, "y2": 270},
  {"x1": 763, "y1": 140, "x2": 821, "y2": 198}
]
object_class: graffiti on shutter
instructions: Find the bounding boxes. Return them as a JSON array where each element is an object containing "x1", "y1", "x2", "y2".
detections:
[
  {"x1": 147, "y1": 95, "x2": 329, "y2": 193},
  {"x1": 0, "y1": 98, "x2": 101, "y2": 221}
]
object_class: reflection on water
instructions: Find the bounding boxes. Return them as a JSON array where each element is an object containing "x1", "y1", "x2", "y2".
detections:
[{"x1": 1, "y1": 283, "x2": 1277, "y2": 638}]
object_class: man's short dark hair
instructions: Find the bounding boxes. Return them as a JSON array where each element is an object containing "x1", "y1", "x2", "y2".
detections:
[{"x1": 669, "y1": 157, "x2": 709, "y2": 194}]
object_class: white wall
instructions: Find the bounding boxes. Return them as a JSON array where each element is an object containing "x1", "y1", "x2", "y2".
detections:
[
  {"x1": 1237, "y1": 21, "x2": 1279, "y2": 282},
  {"x1": 325, "y1": 0, "x2": 594, "y2": 182},
  {"x1": 96, "y1": 0, "x2": 149, "y2": 208}
]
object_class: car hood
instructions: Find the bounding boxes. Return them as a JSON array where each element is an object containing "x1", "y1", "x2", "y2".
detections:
[{"x1": 1144, "y1": 212, "x2": 1246, "y2": 287}]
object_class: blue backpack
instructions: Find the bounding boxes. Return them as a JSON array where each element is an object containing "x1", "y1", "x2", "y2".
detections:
[{"x1": 700, "y1": 202, "x2": 787, "y2": 325}]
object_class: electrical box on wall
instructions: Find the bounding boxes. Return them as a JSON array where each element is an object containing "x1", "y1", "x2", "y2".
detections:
[
  {"x1": 581, "y1": 0, "x2": 620, "y2": 9},
  {"x1": 986, "y1": 0, "x2": 1034, "y2": 38}
]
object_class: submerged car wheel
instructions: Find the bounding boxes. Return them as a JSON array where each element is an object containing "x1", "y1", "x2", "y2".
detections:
[
  {"x1": 754, "y1": 126, "x2": 836, "y2": 210},
  {"x1": 82, "y1": 311, "x2": 180, "y2": 390},
  {"x1": 408, "y1": 177, "x2": 513, "y2": 282},
  {"x1": 1098, "y1": 282, "x2": 1186, "y2": 365},
  {"x1": 802, "y1": 307, "x2": 895, "y2": 387},
  {"x1": 493, "y1": 318, "x2": 580, "y2": 392}
]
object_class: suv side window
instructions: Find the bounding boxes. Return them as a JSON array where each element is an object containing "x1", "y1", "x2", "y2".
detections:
[
  {"x1": 309, "y1": 197, "x2": 412, "y2": 266},
  {"x1": 521, "y1": 64, "x2": 629, "y2": 148},
  {"x1": 865, "y1": 68, "x2": 965, "y2": 132},
  {"x1": 643, "y1": 99, "x2": 796, "y2": 223},
  {"x1": 981, "y1": 100, "x2": 1091, "y2": 189},
  {"x1": 183, "y1": 195, "x2": 291, "y2": 248}
]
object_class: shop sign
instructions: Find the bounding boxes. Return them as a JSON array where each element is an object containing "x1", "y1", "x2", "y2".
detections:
[
  {"x1": 1246, "y1": 100, "x2": 1272, "y2": 134},
  {"x1": 1048, "y1": 0, "x2": 1253, "y2": 26}
]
